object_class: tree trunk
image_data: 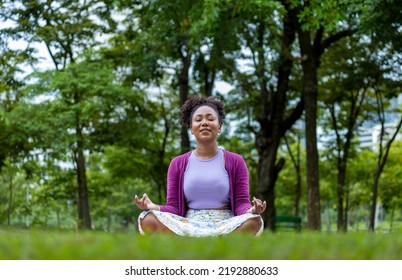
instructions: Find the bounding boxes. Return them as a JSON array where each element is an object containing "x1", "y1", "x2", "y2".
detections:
[
  {"x1": 295, "y1": 134, "x2": 302, "y2": 218},
  {"x1": 74, "y1": 98, "x2": 92, "y2": 230},
  {"x1": 7, "y1": 179, "x2": 13, "y2": 226},
  {"x1": 255, "y1": 14, "x2": 300, "y2": 231},
  {"x1": 304, "y1": 92, "x2": 321, "y2": 230},
  {"x1": 369, "y1": 167, "x2": 381, "y2": 231},
  {"x1": 203, "y1": 58, "x2": 216, "y2": 97},
  {"x1": 302, "y1": 54, "x2": 321, "y2": 230},
  {"x1": 389, "y1": 205, "x2": 395, "y2": 233},
  {"x1": 337, "y1": 164, "x2": 346, "y2": 231},
  {"x1": 107, "y1": 207, "x2": 112, "y2": 232},
  {"x1": 338, "y1": 146, "x2": 352, "y2": 232},
  {"x1": 159, "y1": 115, "x2": 169, "y2": 201},
  {"x1": 345, "y1": 184, "x2": 350, "y2": 231},
  {"x1": 256, "y1": 136, "x2": 283, "y2": 230},
  {"x1": 325, "y1": 201, "x2": 331, "y2": 232},
  {"x1": 369, "y1": 116, "x2": 402, "y2": 231},
  {"x1": 75, "y1": 145, "x2": 92, "y2": 230},
  {"x1": 295, "y1": 170, "x2": 302, "y2": 217},
  {"x1": 282, "y1": 0, "x2": 321, "y2": 231},
  {"x1": 334, "y1": 88, "x2": 366, "y2": 233},
  {"x1": 179, "y1": 48, "x2": 191, "y2": 154},
  {"x1": 5, "y1": 163, "x2": 15, "y2": 226},
  {"x1": 282, "y1": 0, "x2": 356, "y2": 232}
]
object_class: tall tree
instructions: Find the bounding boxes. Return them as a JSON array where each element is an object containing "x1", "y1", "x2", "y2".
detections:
[
  {"x1": 0, "y1": 27, "x2": 36, "y2": 224},
  {"x1": 198, "y1": 0, "x2": 305, "y2": 230},
  {"x1": 25, "y1": 57, "x2": 136, "y2": 229},
  {"x1": 379, "y1": 141, "x2": 402, "y2": 232},
  {"x1": 357, "y1": 0, "x2": 402, "y2": 231},
  {"x1": 369, "y1": 85, "x2": 402, "y2": 231},
  {"x1": 319, "y1": 38, "x2": 381, "y2": 231},
  {"x1": 280, "y1": 0, "x2": 359, "y2": 230},
  {"x1": 2, "y1": 0, "x2": 115, "y2": 229}
]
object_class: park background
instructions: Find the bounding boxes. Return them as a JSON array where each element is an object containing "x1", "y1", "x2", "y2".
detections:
[{"x1": 0, "y1": 0, "x2": 401, "y2": 259}]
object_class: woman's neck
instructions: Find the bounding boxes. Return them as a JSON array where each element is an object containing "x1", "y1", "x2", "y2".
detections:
[{"x1": 194, "y1": 143, "x2": 220, "y2": 160}]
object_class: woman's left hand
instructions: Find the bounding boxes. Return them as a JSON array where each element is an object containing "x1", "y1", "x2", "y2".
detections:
[{"x1": 249, "y1": 197, "x2": 267, "y2": 214}]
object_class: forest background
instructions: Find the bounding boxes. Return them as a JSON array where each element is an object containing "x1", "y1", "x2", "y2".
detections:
[{"x1": 0, "y1": 0, "x2": 401, "y2": 234}]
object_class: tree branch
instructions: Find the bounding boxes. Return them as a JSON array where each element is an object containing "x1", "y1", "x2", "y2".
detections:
[
  {"x1": 320, "y1": 28, "x2": 357, "y2": 53},
  {"x1": 282, "y1": 97, "x2": 304, "y2": 134}
]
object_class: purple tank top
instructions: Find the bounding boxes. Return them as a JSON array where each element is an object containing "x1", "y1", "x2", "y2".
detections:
[{"x1": 183, "y1": 149, "x2": 230, "y2": 209}]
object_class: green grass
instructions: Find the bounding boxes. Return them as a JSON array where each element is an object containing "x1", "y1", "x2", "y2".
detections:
[{"x1": 0, "y1": 226, "x2": 401, "y2": 260}]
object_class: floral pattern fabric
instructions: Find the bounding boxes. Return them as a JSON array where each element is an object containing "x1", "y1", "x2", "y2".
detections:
[{"x1": 138, "y1": 209, "x2": 263, "y2": 237}]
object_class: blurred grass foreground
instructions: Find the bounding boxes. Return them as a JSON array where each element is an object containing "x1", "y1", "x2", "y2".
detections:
[{"x1": 0, "y1": 226, "x2": 401, "y2": 260}]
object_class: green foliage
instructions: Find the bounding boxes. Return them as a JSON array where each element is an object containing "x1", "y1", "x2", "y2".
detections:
[
  {"x1": 347, "y1": 149, "x2": 376, "y2": 207},
  {"x1": 358, "y1": 0, "x2": 402, "y2": 52},
  {"x1": 24, "y1": 55, "x2": 138, "y2": 150},
  {"x1": 295, "y1": 0, "x2": 352, "y2": 31},
  {"x1": 86, "y1": 151, "x2": 155, "y2": 230},
  {"x1": 0, "y1": 161, "x2": 25, "y2": 224},
  {"x1": 276, "y1": 138, "x2": 306, "y2": 216},
  {"x1": 379, "y1": 141, "x2": 402, "y2": 211},
  {"x1": 1, "y1": 0, "x2": 114, "y2": 69},
  {"x1": 0, "y1": 40, "x2": 34, "y2": 168}
]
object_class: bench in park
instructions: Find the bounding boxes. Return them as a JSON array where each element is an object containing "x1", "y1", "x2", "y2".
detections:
[{"x1": 275, "y1": 216, "x2": 302, "y2": 232}]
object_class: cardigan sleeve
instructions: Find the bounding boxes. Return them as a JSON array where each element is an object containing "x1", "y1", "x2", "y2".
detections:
[
  {"x1": 158, "y1": 157, "x2": 181, "y2": 215},
  {"x1": 230, "y1": 153, "x2": 253, "y2": 216}
]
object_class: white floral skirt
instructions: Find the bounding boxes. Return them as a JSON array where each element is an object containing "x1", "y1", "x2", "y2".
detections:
[{"x1": 138, "y1": 209, "x2": 264, "y2": 237}]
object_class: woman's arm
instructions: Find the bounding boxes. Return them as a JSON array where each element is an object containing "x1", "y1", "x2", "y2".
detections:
[
  {"x1": 158, "y1": 157, "x2": 181, "y2": 215},
  {"x1": 232, "y1": 155, "x2": 253, "y2": 215}
]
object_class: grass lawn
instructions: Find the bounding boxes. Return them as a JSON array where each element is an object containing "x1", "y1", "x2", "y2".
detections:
[{"x1": 0, "y1": 226, "x2": 401, "y2": 260}]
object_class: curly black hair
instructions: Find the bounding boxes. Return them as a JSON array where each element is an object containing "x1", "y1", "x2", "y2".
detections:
[{"x1": 180, "y1": 96, "x2": 225, "y2": 128}]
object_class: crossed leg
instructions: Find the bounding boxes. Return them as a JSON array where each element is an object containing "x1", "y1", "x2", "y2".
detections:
[
  {"x1": 234, "y1": 216, "x2": 263, "y2": 235},
  {"x1": 138, "y1": 212, "x2": 173, "y2": 234}
]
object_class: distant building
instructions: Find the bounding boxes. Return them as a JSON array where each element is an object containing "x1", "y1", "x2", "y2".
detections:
[{"x1": 357, "y1": 94, "x2": 402, "y2": 150}]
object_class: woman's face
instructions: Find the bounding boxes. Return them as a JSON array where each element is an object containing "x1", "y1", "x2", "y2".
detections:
[{"x1": 190, "y1": 105, "x2": 222, "y2": 143}]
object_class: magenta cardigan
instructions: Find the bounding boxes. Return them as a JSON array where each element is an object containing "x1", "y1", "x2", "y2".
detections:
[{"x1": 158, "y1": 149, "x2": 252, "y2": 217}]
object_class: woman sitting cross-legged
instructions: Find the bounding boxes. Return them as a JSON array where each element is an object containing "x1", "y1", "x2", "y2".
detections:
[{"x1": 134, "y1": 96, "x2": 266, "y2": 237}]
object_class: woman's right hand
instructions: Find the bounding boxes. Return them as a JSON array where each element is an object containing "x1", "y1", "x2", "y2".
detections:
[{"x1": 134, "y1": 193, "x2": 160, "y2": 211}]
